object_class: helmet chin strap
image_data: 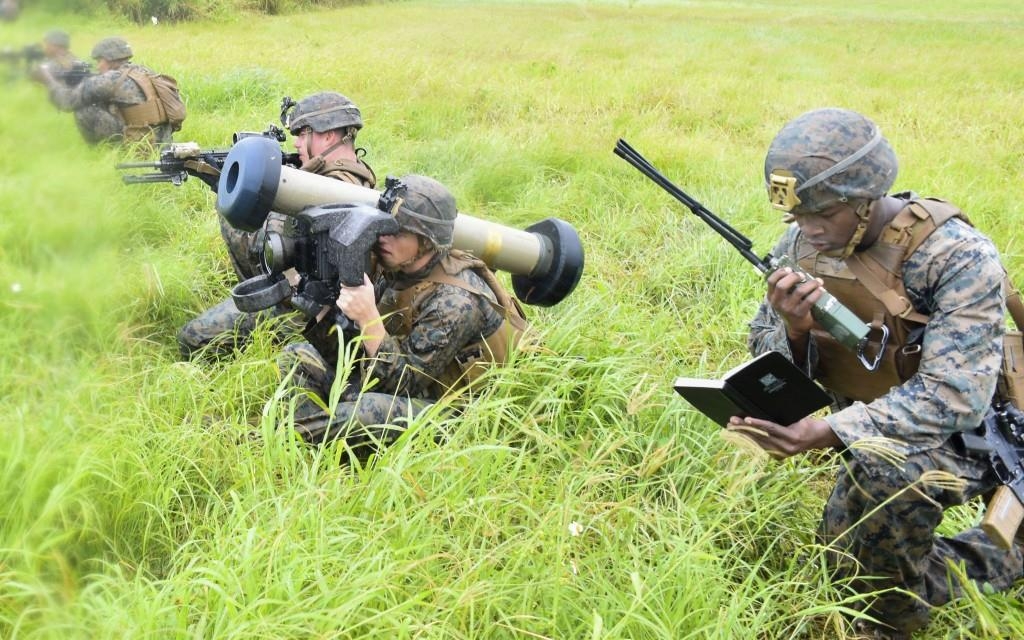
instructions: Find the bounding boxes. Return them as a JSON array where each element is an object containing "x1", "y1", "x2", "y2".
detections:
[
  {"x1": 824, "y1": 200, "x2": 872, "y2": 259},
  {"x1": 298, "y1": 131, "x2": 350, "y2": 173}
]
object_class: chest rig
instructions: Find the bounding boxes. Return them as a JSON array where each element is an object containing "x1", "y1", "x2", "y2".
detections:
[
  {"x1": 797, "y1": 198, "x2": 963, "y2": 402},
  {"x1": 377, "y1": 250, "x2": 530, "y2": 397}
]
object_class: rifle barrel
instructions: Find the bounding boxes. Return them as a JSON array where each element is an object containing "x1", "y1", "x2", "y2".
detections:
[
  {"x1": 116, "y1": 161, "x2": 163, "y2": 170},
  {"x1": 121, "y1": 173, "x2": 183, "y2": 184}
]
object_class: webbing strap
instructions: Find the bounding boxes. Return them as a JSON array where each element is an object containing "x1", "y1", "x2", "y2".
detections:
[{"x1": 845, "y1": 253, "x2": 929, "y2": 324}]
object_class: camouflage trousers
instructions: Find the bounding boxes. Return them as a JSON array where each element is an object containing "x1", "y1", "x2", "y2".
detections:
[
  {"x1": 821, "y1": 443, "x2": 1023, "y2": 634},
  {"x1": 72, "y1": 106, "x2": 172, "y2": 146},
  {"x1": 73, "y1": 105, "x2": 124, "y2": 144},
  {"x1": 177, "y1": 296, "x2": 302, "y2": 360},
  {"x1": 278, "y1": 342, "x2": 432, "y2": 456}
]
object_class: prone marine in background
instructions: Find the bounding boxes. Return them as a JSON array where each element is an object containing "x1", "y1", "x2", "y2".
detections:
[{"x1": 0, "y1": 0, "x2": 18, "y2": 22}]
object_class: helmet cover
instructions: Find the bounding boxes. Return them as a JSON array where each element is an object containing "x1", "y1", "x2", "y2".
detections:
[
  {"x1": 764, "y1": 108, "x2": 898, "y2": 215},
  {"x1": 285, "y1": 91, "x2": 363, "y2": 135}
]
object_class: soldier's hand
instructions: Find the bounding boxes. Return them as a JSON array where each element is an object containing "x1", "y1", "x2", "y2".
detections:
[
  {"x1": 336, "y1": 273, "x2": 379, "y2": 329},
  {"x1": 28, "y1": 63, "x2": 50, "y2": 83},
  {"x1": 766, "y1": 267, "x2": 823, "y2": 339},
  {"x1": 726, "y1": 415, "x2": 841, "y2": 459}
]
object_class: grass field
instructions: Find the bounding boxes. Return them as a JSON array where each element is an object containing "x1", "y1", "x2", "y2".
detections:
[{"x1": 1, "y1": 1, "x2": 1023, "y2": 638}]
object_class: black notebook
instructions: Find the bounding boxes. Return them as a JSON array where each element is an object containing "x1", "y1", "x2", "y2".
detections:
[{"x1": 673, "y1": 351, "x2": 831, "y2": 427}]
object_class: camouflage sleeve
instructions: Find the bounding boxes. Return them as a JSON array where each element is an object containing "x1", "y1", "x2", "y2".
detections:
[
  {"x1": 747, "y1": 224, "x2": 819, "y2": 374},
  {"x1": 827, "y1": 219, "x2": 1006, "y2": 458},
  {"x1": 48, "y1": 70, "x2": 118, "y2": 111},
  {"x1": 365, "y1": 283, "x2": 493, "y2": 398}
]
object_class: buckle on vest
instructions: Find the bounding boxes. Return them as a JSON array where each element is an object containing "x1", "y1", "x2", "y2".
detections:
[
  {"x1": 456, "y1": 346, "x2": 483, "y2": 365},
  {"x1": 896, "y1": 296, "x2": 916, "y2": 319}
]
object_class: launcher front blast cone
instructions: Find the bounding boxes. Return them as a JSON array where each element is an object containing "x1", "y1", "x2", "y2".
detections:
[{"x1": 215, "y1": 136, "x2": 584, "y2": 306}]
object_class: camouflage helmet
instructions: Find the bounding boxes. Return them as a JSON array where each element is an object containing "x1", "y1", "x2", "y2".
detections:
[
  {"x1": 764, "y1": 108, "x2": 898, "y2": 216},
  {"x1": 388, "y1": 175, "x2": 457, "y2": 250},
  {"x1": 43, "y1": 29, "x2": 70, "y2": 49},
  {"x1": 91, "y1": 36, "x2": 133, "y2": 61},
  {"x1": 285, "y1": 92, "x2": 363, "y2": 135}
]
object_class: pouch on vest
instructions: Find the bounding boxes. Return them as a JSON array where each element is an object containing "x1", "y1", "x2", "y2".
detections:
[
  {"x1": 150, "y1": 73, "x2": 186, "y2": 131},
  {"x1": 997, "y1": 285, "x2": 1024, "y2": 408}
]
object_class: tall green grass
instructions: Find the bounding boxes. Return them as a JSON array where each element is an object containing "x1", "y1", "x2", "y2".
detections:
[{"x1": 2, "y1": 1, "x2": 1023, "y2": 638}]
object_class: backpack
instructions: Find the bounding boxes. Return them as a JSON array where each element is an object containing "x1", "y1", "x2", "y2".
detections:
[
  {"x1": 149, "y1": 73, "x2": 186, "y2": 132},
  {"x1": 119, "y1": 66, "x2": 186, "y2": 132}
]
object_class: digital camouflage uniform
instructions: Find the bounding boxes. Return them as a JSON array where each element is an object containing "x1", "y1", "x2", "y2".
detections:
[
  {"x1": 177, "y1": 158, "x2": 376, "y2": 359},
  {"x1": 750, "y1": 108, "x2": 1023, "y2": 636},
  {"x1": 281, "y1": 254, "x2": 504, "y2": 454},
  {"x1": 279, "y1": 175, "x2": 507, "y2": 457},
  {"x1": 45, "y1": 37, "x2": 171, "y2": 145}
]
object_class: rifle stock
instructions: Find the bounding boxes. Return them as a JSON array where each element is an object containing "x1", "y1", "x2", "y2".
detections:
[
  {"x1": 961, "y1": 402, "x2": 1024, "y2": 549},
  {"x1": 982, "y1": 485, "x2": 1024, "y2": 550}
]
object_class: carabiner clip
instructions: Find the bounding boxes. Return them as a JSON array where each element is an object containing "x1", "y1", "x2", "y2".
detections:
[{"x1": 857, "y1": 324, "x2": 889, "y2": 371}]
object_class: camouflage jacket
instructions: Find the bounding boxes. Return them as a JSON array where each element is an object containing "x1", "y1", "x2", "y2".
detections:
[
  {"x1": 47, "y1": 62, "x2": 170, "y2": 142},
  {"x1": 748, "y1": 199, "x2": 1006, "y2": 461},
  {"x1": 365, "y1": 256, "x2": 505, "y2": 400},
  {"x1": 48, "y1": 62, "x2": 148, "y2": 113}
]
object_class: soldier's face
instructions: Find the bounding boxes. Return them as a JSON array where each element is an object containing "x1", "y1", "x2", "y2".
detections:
[
  {"x1": 376, "y1": 230, "x2": 424, "y2": 272},
  {"x1": 292, "y1": 128, "x2": 336, "y2": 163},
  {"x1": 793, "y1": 202, "x2": 860, "y2": 253}
]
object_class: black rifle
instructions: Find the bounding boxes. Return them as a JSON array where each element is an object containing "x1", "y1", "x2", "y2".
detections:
[
  {"x1": 956, "y1": 401, "x2": 1024, "y2": 549},
  {"x1": 1, "y1": 43, "x2": 43, "y2": 81},
  {"x1": 613, "y1": 138, "x2": 887, "y2": 371},
  {"x1": 115, "y1": 125, "x2": 299, "y2": 191},
  {"x1": 53, "y1": 60, "x2": 92, "y2": 87}
]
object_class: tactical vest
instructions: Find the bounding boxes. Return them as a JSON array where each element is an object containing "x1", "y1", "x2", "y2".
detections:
[
  {"x1": 319, "y1": 157, "x2": 377, "y2": 188},
  {"x1": 376, "y1": 250, "x2": 530, "y2": 397},
  {"x1": 798, "y1": 198, "x2": 960, "y2": 401},
  {"x1": 798, "y1": 197, "x2": 1024, "y2": 404},
  {"x1": 116, "y1": 66, "x2": 165, "y2": 141}
]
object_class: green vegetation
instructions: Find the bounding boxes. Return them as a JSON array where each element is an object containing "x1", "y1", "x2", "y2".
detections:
[
  {"x1": 2, "y1": 1, "x2": 1023, "y2": 637},
  {"x1": 30, "y1": 0, "x2": 371, "y2": 23}
]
